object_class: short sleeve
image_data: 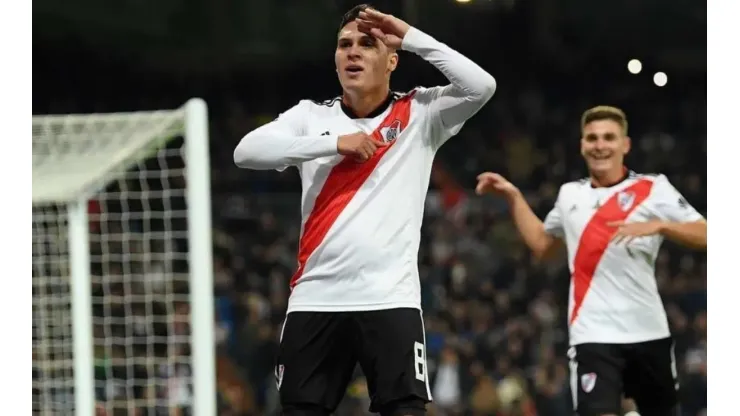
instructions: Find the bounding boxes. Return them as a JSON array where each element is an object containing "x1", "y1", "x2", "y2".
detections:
[
  {"x1": 650, "y1": 175, "x2": 704, "y2": 223},
  {"x1": 543, "y1": 191, "x2": 565, "y2": 238}
]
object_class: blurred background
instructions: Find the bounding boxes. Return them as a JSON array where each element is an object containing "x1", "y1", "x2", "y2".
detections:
[{"x1": 32, "y1": 0, "x2": 706, "y2": 415}]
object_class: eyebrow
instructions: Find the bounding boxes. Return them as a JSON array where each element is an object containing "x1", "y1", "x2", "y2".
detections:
[{"x1": 337, "y1": 34, "x2": 376, "y2": 44}]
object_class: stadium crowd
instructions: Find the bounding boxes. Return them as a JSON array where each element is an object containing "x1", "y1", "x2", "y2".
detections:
[{"x1": 32, "y1": 78, "x2": 706, "y2": 416}]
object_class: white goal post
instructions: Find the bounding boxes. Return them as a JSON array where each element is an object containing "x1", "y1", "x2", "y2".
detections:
[{"x1": 32, "y1": 99, "x2": 216, "y2": 416}]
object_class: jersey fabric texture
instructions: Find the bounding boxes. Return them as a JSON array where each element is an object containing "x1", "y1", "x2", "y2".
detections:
[
  {"x1": 276, "y1": 308, "x2": 431, "y2": 414},
  {"x1": 568, "y1": 337, "x2": 679, "y2": 415},
  {"x1": 234, "y1": 27, "x2": 496, "y2": 313},
  {"x1": 543, "y1": 172, "x2": 704, "y2": 345}
]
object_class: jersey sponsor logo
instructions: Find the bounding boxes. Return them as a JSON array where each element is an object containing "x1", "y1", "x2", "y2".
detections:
[
  {"x1": 581, "y1": 372, "x2": 597, "y2": 393},
  {"x1": 380, "y1": 119, "x2": 403, "y2": 143},
  {"x1": 617, "y1": 191, "x2": 636, "y2": 211}
]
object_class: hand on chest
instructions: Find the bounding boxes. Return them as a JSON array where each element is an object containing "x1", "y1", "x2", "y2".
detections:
[
  {"x1": 564, "y1": 182, "x2": 656, "y2": 230},
  {"x1": 308, "y1": 116, "x2": 403, "y2": 143}
]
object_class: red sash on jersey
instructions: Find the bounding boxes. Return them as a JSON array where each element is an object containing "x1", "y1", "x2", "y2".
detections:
[
  {"x1": 570, "y1": 179, "x2": 654, "y2": 325},
  {"x1": 290, "y1": 92, "x2": 416, "y2": 289}
]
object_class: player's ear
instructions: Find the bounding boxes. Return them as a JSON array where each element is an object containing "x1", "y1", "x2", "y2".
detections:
[
  {"x1": 388, "y1": 51, "x2": 398, "y2": 72},
  {"x1": 579, "y1": 136, "x2": 588, "y2": 156},
  {"x1": 622, "y1": 135, "x2": 632, "y2": 155}
]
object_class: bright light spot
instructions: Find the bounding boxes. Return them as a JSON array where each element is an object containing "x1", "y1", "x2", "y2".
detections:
[
  {"x1": 653, "y1": 72, "x2": 668, "y2": 87},
  {"x1": 456, "y1": 0, "x2": 472, "y2": 3},
  {"x1": 627, "y1": 59, "x2": 642, "y2": 74}
]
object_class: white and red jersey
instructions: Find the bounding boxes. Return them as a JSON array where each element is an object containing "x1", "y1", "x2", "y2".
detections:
[
  {"x1": 543, "y1": 172, "x2": 704, "y2": 345},
  {"x1": 234, "y1": 27, "x2": 496, "y2": 313}
]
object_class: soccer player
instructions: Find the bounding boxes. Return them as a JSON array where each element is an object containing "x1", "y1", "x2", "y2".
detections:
[
  {"x1": 233, "y1": 4, "x2": 496, "y2": 416},
  {"x1": 475, "y1": 106, "x2": 706, "y2": 416}
]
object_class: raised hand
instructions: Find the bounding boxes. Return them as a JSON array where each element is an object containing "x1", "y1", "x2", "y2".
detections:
[
  {"x1": 355, "y1": 8, "x2": 411, "y2": 49},
  {"x1": 475, "y1": 172, "x2": 519, "y2": 198},
  {"x1": 337, "y1": 132, "x2": 387, "y2": 162},
  {"x1": 608, "y1": 220, "x2": 664, "y2": 245}
]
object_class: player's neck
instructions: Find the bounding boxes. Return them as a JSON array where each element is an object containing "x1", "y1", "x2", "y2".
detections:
[
  {"x1": 590, "y1": 166, "x2": 629, "y2": 188},
  {"x1": 342, "y1": 87, "x2": 392, "y2": 118}
]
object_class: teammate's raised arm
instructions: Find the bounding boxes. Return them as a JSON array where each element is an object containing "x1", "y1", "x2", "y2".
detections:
[
  {"x1": 476, "y1": 172, "x2": 562, "y2": 260},
  {"x1": 357, "y1": 8, "x2": 496, "y2": 147}
]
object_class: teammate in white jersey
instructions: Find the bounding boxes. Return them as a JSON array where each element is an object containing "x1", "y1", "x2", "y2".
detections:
[
  {"x1": 475, "y1": 106, "x2": 706, "y2": 416},
  {"x1": 233, "y1": 4, "x2": 495, "y2": 416}
]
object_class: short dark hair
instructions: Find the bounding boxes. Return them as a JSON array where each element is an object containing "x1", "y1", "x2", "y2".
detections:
[
  {"x1": 581, "y1": 105, "x2": 628, "y2": 135},
  {"x1": 339, "y1": 4, "x2": 373, "y2": 31}
]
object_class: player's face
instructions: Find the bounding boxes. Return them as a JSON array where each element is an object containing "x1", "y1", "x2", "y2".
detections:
[
  {"x1": 580, "y1": 119, "x2": 631, "y2": 175},
  {"x1": 335, "y1": 21, "x2": 398, "y2": 93}
]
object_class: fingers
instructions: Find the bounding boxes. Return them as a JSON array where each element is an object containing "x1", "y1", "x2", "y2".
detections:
[
  {"x1": 355, "y1": 20, "x2": 388, "y2": 42},
  {"x1": 612, "y1": 234, "x2": 634, "y2": 246},
  {"x1": 476, "y1": 172, "x2": 502, "y2": 182},
  {"x1": 359, "y1": 8, "x2": 387, "y2": 21},
  {"x1": 352, "y1": 135, "x2": 387, "y2": 163},
  {"x1": 611, "y1": 232, "x2": 624, "y2": 244},
  {"x1": 475, "y1": 181, "x2": 488, "y2": 195},
  {"x1": 611, "y1": 228, "x2": 635, "y2": 246},
  {"x1": 371, "y1": 137, "x2": 388, "y2": 147},
  {"x1": 353, "y1": 144, "x2": 373, "y2": 162},
  {"x1": 608, "y1": 221, "x2": 628, "y2": 244},
  {"x1": 369, "y1": 28, "x2": 387, "y2": 41},
  {"x1": 355, "y1": 18, "x2": 376, "y2": 31},
  {"x1": 475, "y1": 172, "x2": 507, "y2": 195},
  {"x1": 361, "y1": 141, "x2": 376, "y2": 161}
]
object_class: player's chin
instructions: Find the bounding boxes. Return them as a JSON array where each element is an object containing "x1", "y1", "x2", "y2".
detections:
[
  {"x1": 587, "y1": 158, "x2": 615, "y2": 173},
  {"x1": 341, "y1": 76, "x2": 366, "y2": 90}
]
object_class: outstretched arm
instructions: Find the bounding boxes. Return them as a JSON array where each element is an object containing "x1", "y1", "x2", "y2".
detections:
[
  {"x1": 233, "y1": 101, "x2": 338, "y2": 171},
  {"x1": 476, "y1": 172, "x2": 563, "y2": 260},
  {"x1": 508, "y1": 189, "x2": 564, "y2": 260}
]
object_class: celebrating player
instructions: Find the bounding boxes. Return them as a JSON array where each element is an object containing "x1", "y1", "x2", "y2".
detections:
[
  {"x1": 234, "y1": 4, "x2": 496, "y2": 416},
  {"x1": 475, "y1": 106, "x2": 706, "y2": 416}
]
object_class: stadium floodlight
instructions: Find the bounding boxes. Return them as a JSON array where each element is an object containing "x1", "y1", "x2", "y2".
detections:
[
  {"x1": 32, "y1": 99, "x2": 215, "y2": 416},
  {"x1": 627, "y1": 59, "x2": 642, "y2": 74},
  {"x1": 653, "y1": 72, "x2": 668, "y2": 87}
]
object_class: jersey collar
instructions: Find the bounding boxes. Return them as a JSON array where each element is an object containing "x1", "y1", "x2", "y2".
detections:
[
  {"x1": 340, "y1": 92, "x2": 395, "y2": 119},
  {"x1": 590, "y1": 166, "x2": 632, "y2": 188}
]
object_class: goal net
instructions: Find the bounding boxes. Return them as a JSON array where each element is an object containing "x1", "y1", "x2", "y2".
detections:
[{"x1": 32, "y1": 99, "x2": 216, "y2": 416}]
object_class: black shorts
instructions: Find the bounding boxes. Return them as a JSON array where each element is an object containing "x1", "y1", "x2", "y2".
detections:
[
  {"x1": 276, "y1": 308, "x2": 431, "y2": 414},
  {"x1": 569, "y1": 337, "x2": 679, "y2": 416}
]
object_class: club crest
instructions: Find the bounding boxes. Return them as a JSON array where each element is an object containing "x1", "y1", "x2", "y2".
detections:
[
  {"x1": 617, "y1": 191, "x2": 636, "y2": 211},
  {"x1": 380, "y1": 119, "x2": 402, "y2": 143},
  {"x1": 581, "y1": 372, "x2": 597, "y2": 393}
]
